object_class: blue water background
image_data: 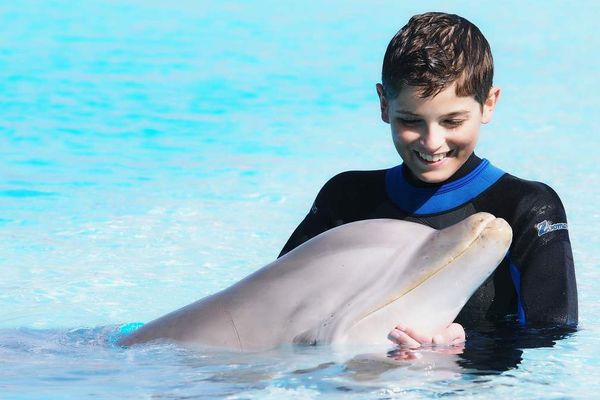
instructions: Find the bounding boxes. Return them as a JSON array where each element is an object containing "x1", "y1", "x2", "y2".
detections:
[{"x1": 1, "y1": 0, "x2": 599, "y2": 398}]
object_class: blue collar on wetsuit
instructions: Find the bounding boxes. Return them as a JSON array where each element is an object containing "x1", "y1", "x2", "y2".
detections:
[{"x1": 385, "y1": 159, "x2": 505, "y2": 215}]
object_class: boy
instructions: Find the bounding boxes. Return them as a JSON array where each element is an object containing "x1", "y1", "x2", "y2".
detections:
[{"x1": 278, "y1": 12, "x2": 578, "y2": 348}]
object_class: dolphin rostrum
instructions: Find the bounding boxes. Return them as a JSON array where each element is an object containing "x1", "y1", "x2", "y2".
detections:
[{"x1": 119, "y1": 212, "x2": 512, "y2": 351}]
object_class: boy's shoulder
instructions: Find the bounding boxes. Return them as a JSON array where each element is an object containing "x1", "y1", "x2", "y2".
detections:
[
  {"x1": 313, "y1": 169, "x2": 389, "y2": 212},
  {"x1": 488, "y1": 171, "x2": 571, "y2": 261},
  {"x1": 492, "y1": 172, "x2": 564, "y2": 206},
  {"x1": 479, "y1": 170, "x2": 568, "y2": 233},
  {"x1": 321, "y1": 169, "x2": 388, "y2": 193}
]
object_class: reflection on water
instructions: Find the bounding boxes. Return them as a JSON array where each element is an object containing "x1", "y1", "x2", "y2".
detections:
[
  {"x1": 0, "y1": 323, "x2": 579, "y2": 398},
  {"x1": 459, "y1": 323, "x2": 577, "y2": 373}
]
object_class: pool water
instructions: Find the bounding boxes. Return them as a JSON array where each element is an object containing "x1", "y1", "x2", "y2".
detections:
[{"x1": 1, "y1": 0, "x2": 599, "y2": 398}]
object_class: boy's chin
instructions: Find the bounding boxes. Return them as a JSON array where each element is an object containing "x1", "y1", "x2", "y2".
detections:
[
  {"x1": 413, "y1": 168, "x2": 459, "y2": 184},
  {"x1": 406, "y1": 154, "x2": 470, "y2": 184}
]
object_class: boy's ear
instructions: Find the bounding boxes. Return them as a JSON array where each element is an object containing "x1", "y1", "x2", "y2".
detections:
[
  {"x1": 482, "y1": 86, "x2": 501, "y2": 124},
  {"x1": 376, "y1": 83, "x2": 390, "y2": 123}
]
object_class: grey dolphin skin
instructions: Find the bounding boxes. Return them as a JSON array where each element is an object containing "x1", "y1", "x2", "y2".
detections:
[{"x1": 119, "y1": 212, "x2": 512, "y2": 351}]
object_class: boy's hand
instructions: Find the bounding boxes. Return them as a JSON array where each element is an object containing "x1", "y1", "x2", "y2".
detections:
[{"x1": 387, "y1": 323, "x2": 465, "y2": 348}]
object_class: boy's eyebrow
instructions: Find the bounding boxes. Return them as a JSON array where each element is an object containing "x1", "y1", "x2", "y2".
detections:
[
  {"x1": 395, "y1": 109, "x2": 471, "y2": 118},
  {"x1": 442, "y1": 110, "x2": 471, "y2": 118},
  {"x1": 395, "y1": 110, "x2": 421, "y2": 117}
]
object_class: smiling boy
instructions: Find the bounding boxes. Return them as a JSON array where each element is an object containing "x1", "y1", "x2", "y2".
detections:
[{"x1": 279, "y1": 12, "x2": 578, "y2": 347}]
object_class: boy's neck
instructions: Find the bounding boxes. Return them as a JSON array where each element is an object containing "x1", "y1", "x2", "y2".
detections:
[{"x1": 402, "y1": 153, "x2": 482, "y2": 188}]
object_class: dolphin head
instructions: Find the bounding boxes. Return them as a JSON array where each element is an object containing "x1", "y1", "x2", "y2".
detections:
[{"x1": 339, "y1": 212, "x2": 513, "y2": 345}]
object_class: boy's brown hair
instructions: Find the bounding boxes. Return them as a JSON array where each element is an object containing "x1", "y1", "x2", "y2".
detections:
[{"x1": 381, "y1": 12, "x2": 493, "y2": 106}]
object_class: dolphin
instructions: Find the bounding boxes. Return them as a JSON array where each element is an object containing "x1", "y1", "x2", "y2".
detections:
[{"x1": 119, "y1": 212, "x2": 512, "y2": 351}]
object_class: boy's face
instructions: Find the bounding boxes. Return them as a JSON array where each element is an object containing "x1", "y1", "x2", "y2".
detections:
[{"x1": 377, "y1": 82, "x2": 499, "y2": 183}]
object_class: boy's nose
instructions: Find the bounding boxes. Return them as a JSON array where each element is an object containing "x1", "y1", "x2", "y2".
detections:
[{"x1": 419, "y1": 125, "x2": 446, "y2": 152}]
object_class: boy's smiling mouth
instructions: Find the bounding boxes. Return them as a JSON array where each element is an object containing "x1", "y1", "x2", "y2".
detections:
[{"x1": 415, "y1": 150, "x2": 454, "y2": 164}]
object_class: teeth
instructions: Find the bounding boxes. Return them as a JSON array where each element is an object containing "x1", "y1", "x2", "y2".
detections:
[{"x1": 418, "y1": 151, "x2": 447, "y2": 162}]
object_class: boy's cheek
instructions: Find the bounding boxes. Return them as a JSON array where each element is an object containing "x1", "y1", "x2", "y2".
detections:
[{"x1": 392, "y1": 126, "x2": 420, "y2": 144}]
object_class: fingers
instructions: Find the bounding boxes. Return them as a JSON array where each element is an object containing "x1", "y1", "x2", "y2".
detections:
[
  {"x1": 450, "y1": 322, "x2": 466, "y2": 344},
  {"x1": 388, "y1": 327, "x2": 421, "y2": 348},
  {"x1": 389, "y1": 323, "x2": 465, "y2": 347},
  {"x1": 398, "y1": 325, "x2": 433, "y2": 344},
  {"x1": 433, "y1": 323, "x2": 466, "y2": 346}
]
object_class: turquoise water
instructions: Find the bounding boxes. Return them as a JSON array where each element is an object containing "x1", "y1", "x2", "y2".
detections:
[{"x1": 1, "y1": 0, "x2": 599, "y2": 398}]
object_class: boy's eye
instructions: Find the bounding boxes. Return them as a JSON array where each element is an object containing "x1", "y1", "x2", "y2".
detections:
[
  {"x1": 443, "y1": 119, "x2": 464, "y2": 128},
  {"x1": 398, "y1": 118, "x2": 421, "y2": 126}
]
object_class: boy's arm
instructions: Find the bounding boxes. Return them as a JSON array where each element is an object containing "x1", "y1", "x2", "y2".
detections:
[
  {"x1": 511, "y1": 185, "x2": 578, "y2": 326},
  {"x1": 519, "y1": 241, "x2": 578, "y2": 325},
  {"x1": 278, "y1": 210, "x2": 331, "y2": 257},
  {"x1": 278, "y1": 177, "x2": 340, "y2": 258}
]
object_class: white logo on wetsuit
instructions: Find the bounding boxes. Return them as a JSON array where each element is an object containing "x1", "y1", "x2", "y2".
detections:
[{"x1": 535, "y1": 220, "x2": 568, "y2": 237}]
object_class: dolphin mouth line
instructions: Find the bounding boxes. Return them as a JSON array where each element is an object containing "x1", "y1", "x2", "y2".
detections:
[{"x1": 355, "y1": 216, "x2": 499, "y2": 323}]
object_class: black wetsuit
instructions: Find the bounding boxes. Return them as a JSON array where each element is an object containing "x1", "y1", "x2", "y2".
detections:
[{"x1": 279, "y1": 154, "x2": 578, "y2": 330}]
